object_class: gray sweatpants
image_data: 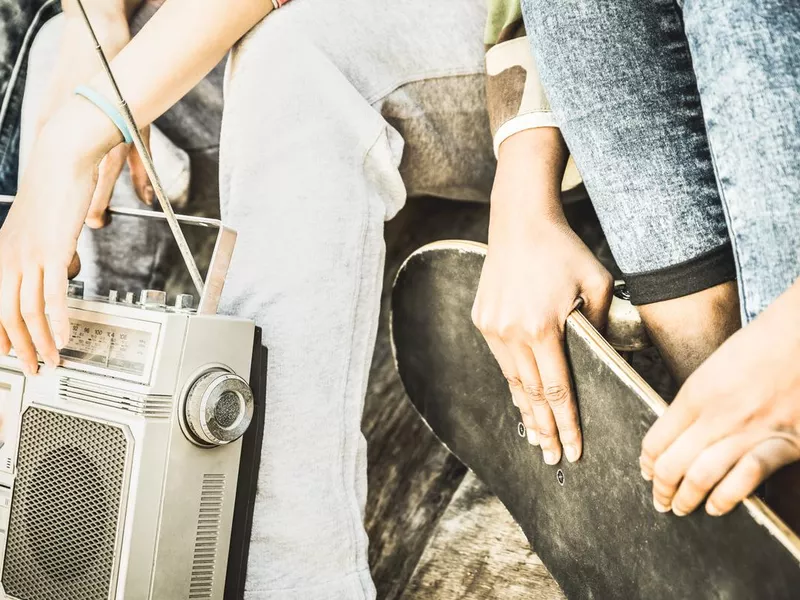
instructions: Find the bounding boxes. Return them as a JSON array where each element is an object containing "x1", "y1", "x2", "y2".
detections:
[
  {"x1": 219, "y1": 2, "x2": 491, "y2": 597},
  {"x1": 23, "y1": 1, "x2": 493, "y2": 598}
]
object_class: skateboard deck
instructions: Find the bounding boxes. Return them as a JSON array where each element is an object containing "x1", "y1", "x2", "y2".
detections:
[{"x1": 390, "y1": 240, "x2": 800, "y2": 599}]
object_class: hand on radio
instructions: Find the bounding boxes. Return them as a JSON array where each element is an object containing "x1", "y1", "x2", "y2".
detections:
[{"x1": 0, "y1": 106, "x2": 113, "y2": 375}]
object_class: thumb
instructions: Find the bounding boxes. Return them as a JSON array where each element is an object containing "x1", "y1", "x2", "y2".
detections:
[
  {"x1": 128, "y1": 125, "x2": 154, "y2": 205},
  {"x1": 67, "y1": 253, "x2": 81, "y2": 280},
  {"x1": 86, "y1": 144, "x2": 129, "y2": 229},
  {"x1": 578, "y1": 272, "x2": 614, "y2": 332}
]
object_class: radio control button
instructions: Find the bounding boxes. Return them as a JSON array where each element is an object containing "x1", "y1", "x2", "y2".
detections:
[
  {"x1": 67, "y1": 281, "x2": 85, "y2": 299},
  {"x1": 183, "y1": 369, "x2": 254, "y2": 446},
  {"x1": 139, "y1": 289, "x2": 167, "y2": 309},
  {"x1": 174, "y1": 294, "x2": 194, "y2": 312}
]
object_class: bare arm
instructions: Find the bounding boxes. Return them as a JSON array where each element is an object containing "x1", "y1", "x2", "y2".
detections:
[
  {"x1": 55, "y1": 0, "x2": 277, "y2": 161},
  {"x1": 0, "y1": 0, "x2": 279, "y2": 373}
]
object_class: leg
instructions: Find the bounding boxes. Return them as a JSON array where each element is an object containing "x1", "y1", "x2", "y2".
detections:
[
  {"x1": 219, "y1": 1, "x2": 490, "y2": 597},
  {"x1": 682, "y1": 0, "x2": 800, "y2": 322},
  {"x1": 681, "y1": 0, "x2": 800, "y2": 526},
  {"x1": 521, "y1": 0, "x2": 741, "y2": 381}
]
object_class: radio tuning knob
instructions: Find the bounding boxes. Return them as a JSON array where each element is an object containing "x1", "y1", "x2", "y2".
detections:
[
  {"x1": 183, "y1": 369, "x2": 254, "y2": 446},
  {"x1": 108, "y1": 290, "x2": 119, "y2": 303},
  {"x1": 174, "y1": 294, "x2": 194, "y2": 312},
  {"x1": 124, "y1": 292, "x2": 135, "y2": 304},
  {"x1": 139, "y1": 289, "x2": 167, "y2": 309},
  {"x1": 67, "y1": 280, "x2": 85, "y2": 299}
]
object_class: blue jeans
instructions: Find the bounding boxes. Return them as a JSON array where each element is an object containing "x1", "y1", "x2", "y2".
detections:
[
  {"x1": 0, "y1": 0, "x2": 60, "y2": 224},
  {"x1": 522, "y1": 0, "x2": 800, "y2": 322}
]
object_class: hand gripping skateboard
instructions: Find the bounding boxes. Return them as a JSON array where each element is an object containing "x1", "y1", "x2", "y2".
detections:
[{"x1": 390, "y1": 240, "x2": 800, "y2": 600}]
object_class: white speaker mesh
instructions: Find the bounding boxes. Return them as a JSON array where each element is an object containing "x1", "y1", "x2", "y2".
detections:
[{"x1": 2, "y1": 407, "x2": 129, "y2": 600}]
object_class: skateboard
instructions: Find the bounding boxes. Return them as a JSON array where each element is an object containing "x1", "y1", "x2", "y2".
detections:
[{"x1": 390, "y1": 240, "x2": 800, "y2": 600}]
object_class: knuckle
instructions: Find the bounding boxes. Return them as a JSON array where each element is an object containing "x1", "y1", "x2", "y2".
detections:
[
  {"x1": 545, "y1": 384, "x2": 571, "y2": 407},
  {"x1": 525, "y1": 322, "x2": 550, "y2": 343},
  {"x1": 505, "y1": 375, "x2": 523, "y2": 390},
  {"x1": 739, "y1": 453, "x2": 768, "y2": 483},
  {"x1": 524, "y1": 384, "x2": 547, "y2": 405},
  {"x1": 653, "y1": 458, "x2": 680, "y2": 486}
]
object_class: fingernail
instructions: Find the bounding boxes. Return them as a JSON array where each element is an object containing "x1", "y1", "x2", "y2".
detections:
[
  {"x1": 565, "y1": 444, "x2": 580, "y2": 463},
  {"x1": 672, "y1": 505, "x2": 687, "y2": 517},
  {"x1": 511, "y1": 395, "x2": 518, "y2": 408},
  {"x1": 706, "y1": 502, "x2": 722, "y2": 517},
  {"x1": 654, "y1": 498, "x2": 671, "y2": 513},
  {"x1": 526, "y1": 429, "x2": 539, "y2": 446},
  {"x1": 543, "y1": 450, "x2": 559, "y2": 465},
  {"x1": 54, "y1": 335, "x2": 65, "y2": 350},
  {"x1": 641, "y1": 469, "x2": 653, "y2": 481}
]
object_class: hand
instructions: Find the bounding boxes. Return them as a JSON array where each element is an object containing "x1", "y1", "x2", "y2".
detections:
[
  {"x1": 0, "y1": 101, "x2": 120, "y2": 375},
  {"x1": 33, "y1": 8, "x2": 152, "y2": 230},
  {"x1": 472, "y1": 129, "x2": 613, "y2": 465},
  {"x1": 640, "y1": 280, "x2": 800, "y2": 516}
]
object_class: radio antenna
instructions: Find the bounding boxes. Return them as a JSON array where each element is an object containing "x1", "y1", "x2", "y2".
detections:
[{"x1": 75, "y1": 0, "x2": 205, "y2": 296}]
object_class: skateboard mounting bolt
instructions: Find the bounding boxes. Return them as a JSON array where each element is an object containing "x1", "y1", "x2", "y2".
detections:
[
  {"x1": 517, "y1": 422, "x2": 525, "y2": 438},
  {"x1": 557, "y1": 470, "x2": 565, "y2": 486}
]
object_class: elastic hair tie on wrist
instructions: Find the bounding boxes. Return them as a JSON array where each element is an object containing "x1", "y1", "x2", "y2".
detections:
[{"x1": 74, "y1": 85, "x2": 133, "y2": 144}]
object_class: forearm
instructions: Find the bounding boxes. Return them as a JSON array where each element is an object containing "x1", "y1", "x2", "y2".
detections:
[
  {"x1": 62, "y1": 0, "x2": 145, "y2": 21},
  {"x1": 47, "y1": 0, "x2": 275, "y2": 161},
  {"x1": 490, "y1": 128, "x2": 569, "y2": 231}
]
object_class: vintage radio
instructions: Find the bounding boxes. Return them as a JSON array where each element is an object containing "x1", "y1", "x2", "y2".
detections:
[
  {"x1": 0, "y1": 205, "x2": 264, "y2": 600},
  {"x1": 0, "y1": 4, "x2": 266, "y2": 597}
]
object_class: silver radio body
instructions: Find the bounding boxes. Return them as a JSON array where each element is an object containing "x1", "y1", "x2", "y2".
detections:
[{"x1": 0, "y1": 291, "x2": 255, "y2": 600}]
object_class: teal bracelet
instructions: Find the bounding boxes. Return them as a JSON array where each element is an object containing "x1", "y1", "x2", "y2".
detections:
[{"x1": 74, "y1": 85, "x2": 133, "y2": 144}]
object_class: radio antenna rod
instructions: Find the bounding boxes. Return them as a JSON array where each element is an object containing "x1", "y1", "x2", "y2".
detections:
[{"x1": 75, "y1": 0, "x2": 205, "y2": 295}]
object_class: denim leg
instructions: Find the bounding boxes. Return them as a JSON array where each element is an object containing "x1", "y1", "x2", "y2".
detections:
[
  {"x1": 0, "y1": 0, "x2": 60, "y2": 201},
  {"x1": 683, "y1": 0, "x2": 800, "y2": 322},
  {"x1": 521, "y1": 0, "x2": 735, "y2": 305}
]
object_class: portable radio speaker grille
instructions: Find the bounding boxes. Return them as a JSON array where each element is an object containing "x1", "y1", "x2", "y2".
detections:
[{"x1": 2, "y1": 407, "x2": 129, "y2": 600}]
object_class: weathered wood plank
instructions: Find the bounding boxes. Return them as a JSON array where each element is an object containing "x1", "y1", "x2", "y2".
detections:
[
  {"x1": 403, "y1": 472, "x2": 565, "y2": 600},
  {"x1": 365, "y1": 197, "x2": 490, "y2": 599}
]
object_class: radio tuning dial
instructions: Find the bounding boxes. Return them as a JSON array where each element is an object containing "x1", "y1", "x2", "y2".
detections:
[{"x1": 183, "y1": 369, "x2": 254, "y2": 446}]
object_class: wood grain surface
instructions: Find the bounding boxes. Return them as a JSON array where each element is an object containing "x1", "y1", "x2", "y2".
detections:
[{"x1": 402, "y1": 472, "x2": 565, "y2": 600}]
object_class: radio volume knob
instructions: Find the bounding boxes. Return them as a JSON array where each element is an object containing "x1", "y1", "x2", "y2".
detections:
[{"x1": 183, "y1": 369, "x2": 254, "y2": 446}]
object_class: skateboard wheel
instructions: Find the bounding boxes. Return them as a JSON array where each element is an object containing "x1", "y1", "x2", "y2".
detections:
[
  {"x1": 517, "y1": 422, "x2": 526, "y2": 438},
  {"x1": 557, "y1": 470, "x2": 565, "y2": 486}
]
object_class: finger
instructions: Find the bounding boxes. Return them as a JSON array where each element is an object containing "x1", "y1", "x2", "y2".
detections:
[
  {"x1": 511, "y1": 342, "x2": 561, "y2": 464},
  {"x1": 531, "y1": 333, "x2": 582, "y2": 463},
  {"x1": 0, "y1": 271, "x2": 37, "y2": 375},
  {"x1": 578, "y1": 274, "x2": 614, "y2": 332},
  {"x1": 128, "y1": 125, "x2": 154, "y2": 205},
  {"x1": 0, "y1": 321, "x2": 9, "y2": 356},
  {"x1": 20, "y1": 268, "x2": 58, "y2": 368},
  {"x1": 706, "y1": 436, "x2": 800, "y2": 516},
  {"x1": 484, "y1": 335, "x2": 538, "y2": 443},
  {"x1": 650, "y1": 420, "x2": 721, "y2": 512},
  {"x1": 670, "y1": 434, "x2": 746, "y2": 516},
  {"x1": 67, "y1": 253, "x2": 81, "y2": 280},
  {"x1": 87, "y1": 144, "x2": 129, "y2": 229},
  {"x1": 0, "y1": 272, "x2": 8, "y2": 356},
  {"x1": 43, "y1": 264, "x2": 70, "y2": 351},
  {"x1": 640, "y1": 382, "x2": 704, "y2": 480}
]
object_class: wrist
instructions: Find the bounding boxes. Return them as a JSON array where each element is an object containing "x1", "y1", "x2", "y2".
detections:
[{"x1": 41, "y1": 96, "x2": 126, "y2": 167}]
